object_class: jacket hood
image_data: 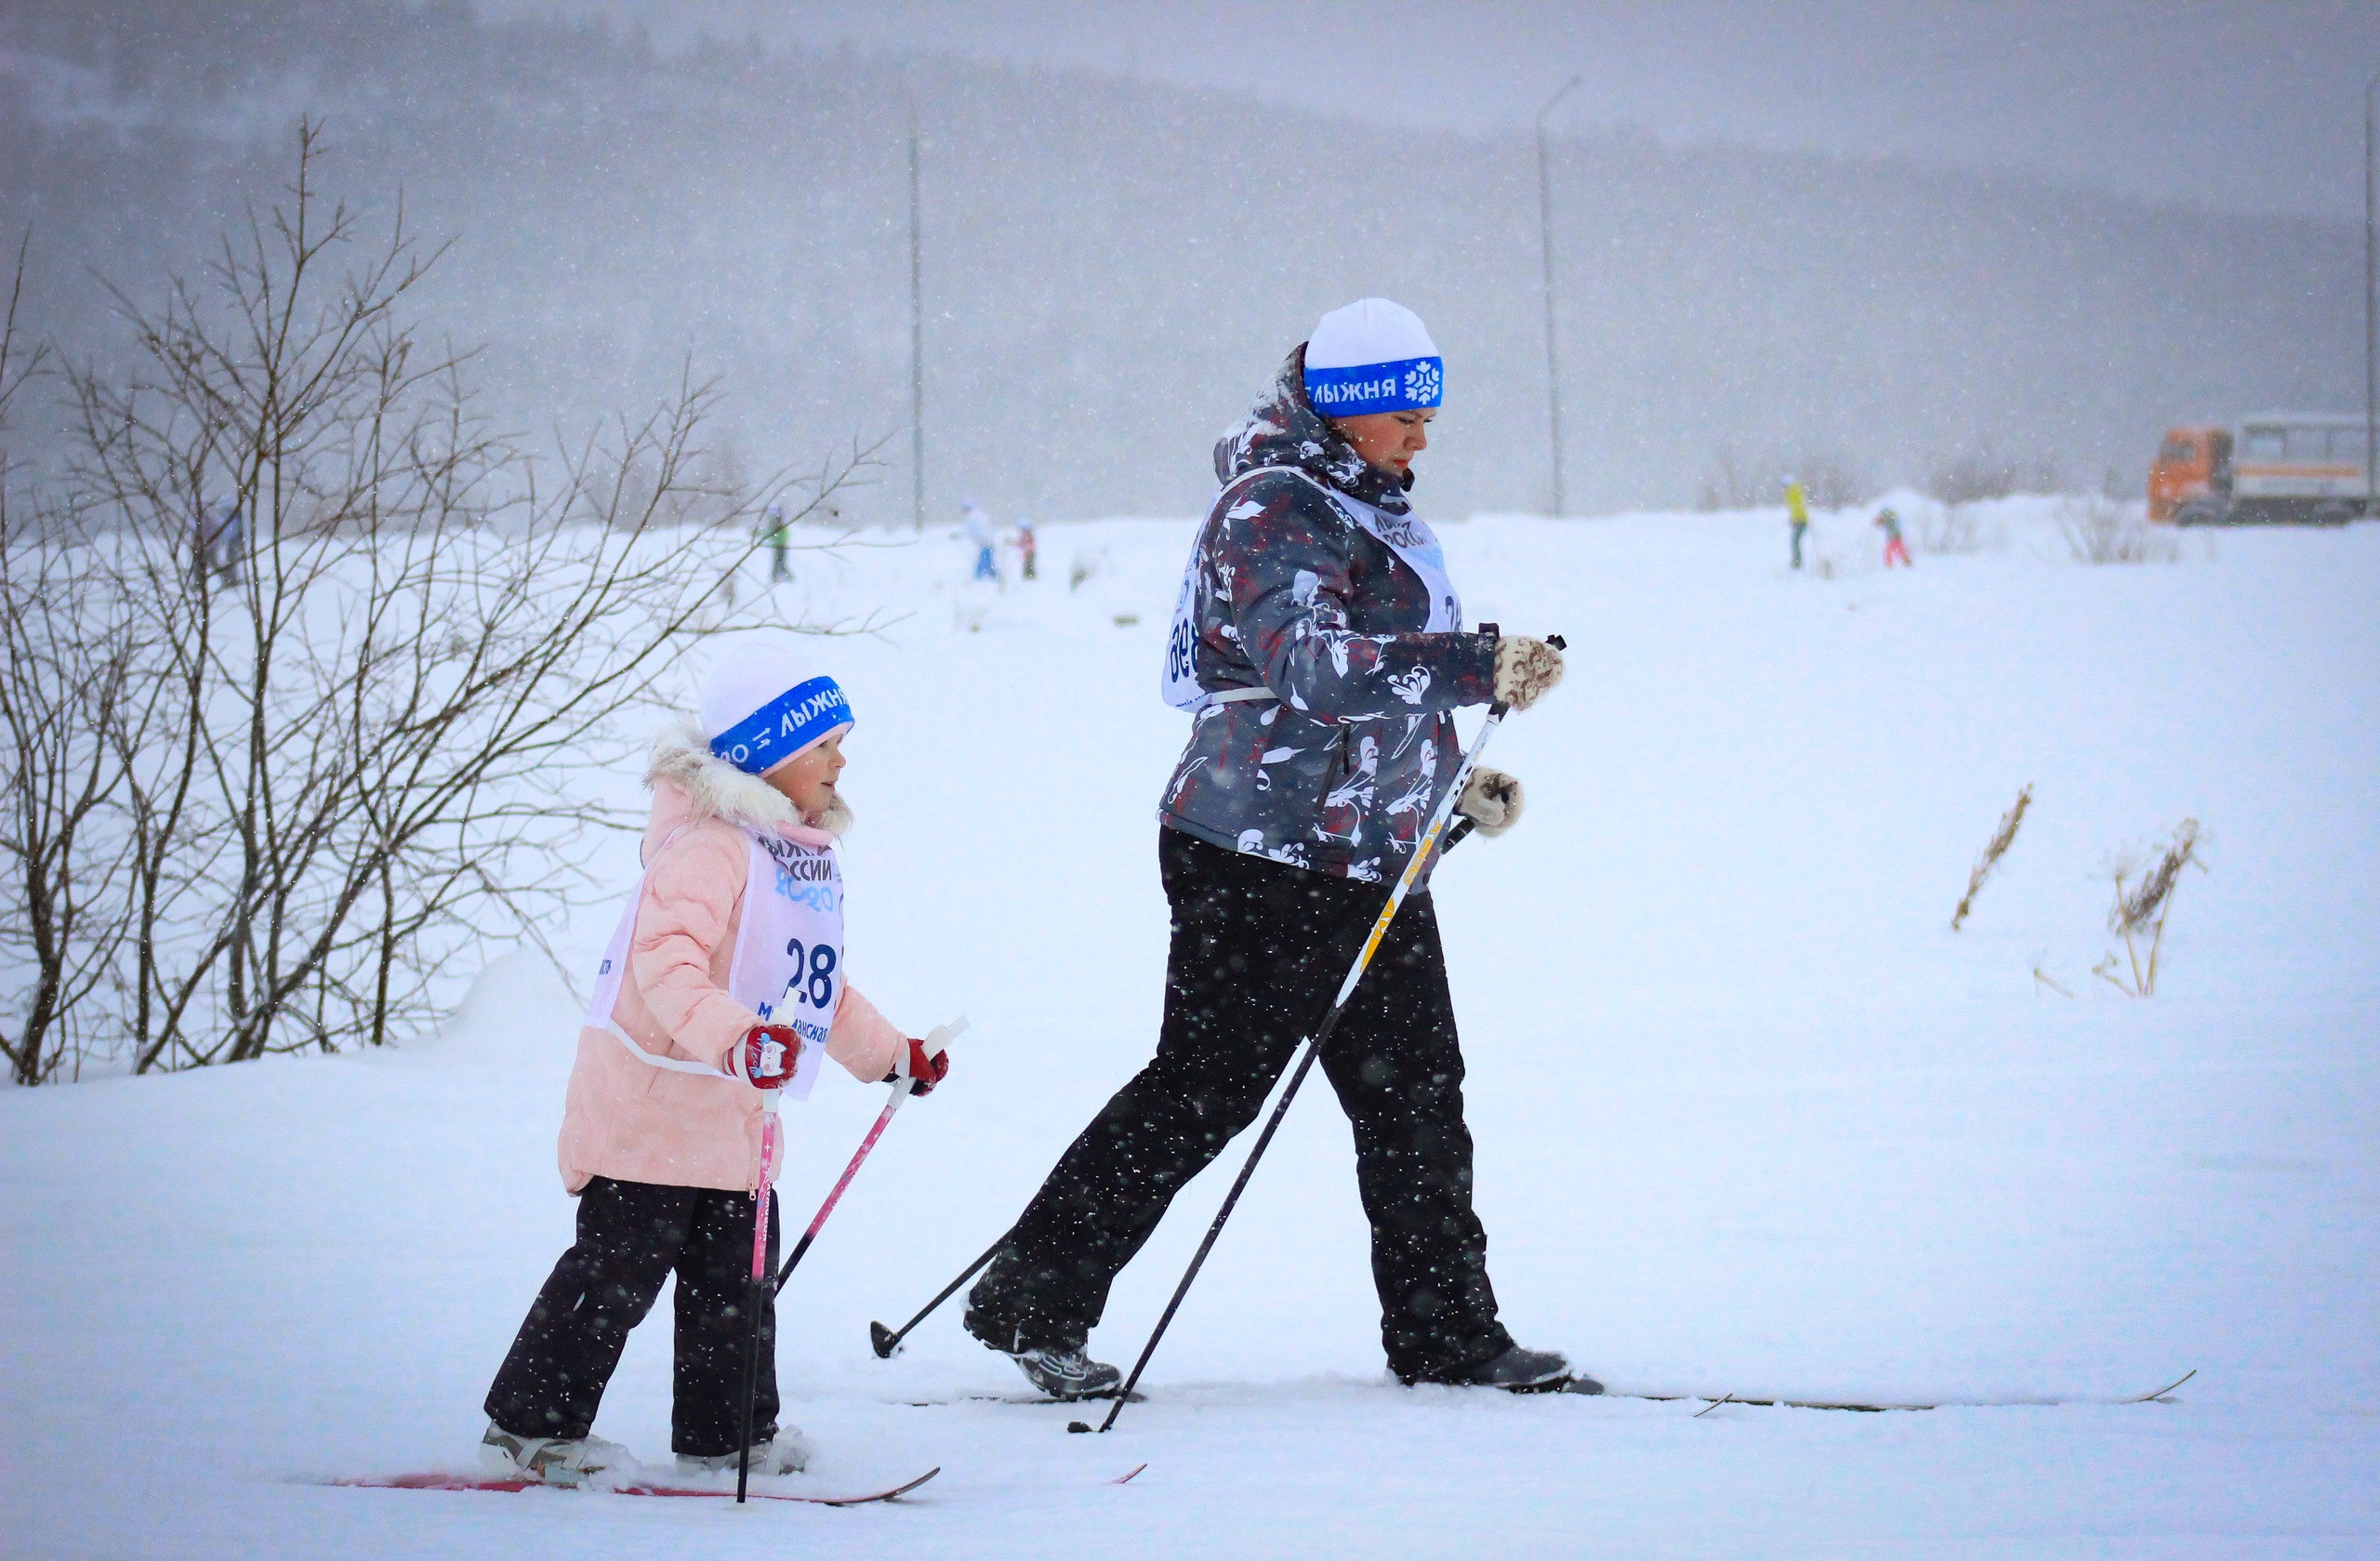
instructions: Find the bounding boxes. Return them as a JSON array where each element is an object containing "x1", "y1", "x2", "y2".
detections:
[
  {"x1": 1212, "y1": 343, "x2": 1414, "y2": 515},
  {"x1": 646, "y1": 720, "x2": 850, "y2": 845}
]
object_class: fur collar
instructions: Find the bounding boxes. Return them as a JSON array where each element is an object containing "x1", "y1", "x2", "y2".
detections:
[{"x1": 647, "y1": 719, "x2": 852, "y2": 840}]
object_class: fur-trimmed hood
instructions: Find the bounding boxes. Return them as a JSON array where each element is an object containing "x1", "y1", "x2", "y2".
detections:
[{"x1": 646, "y1": 718, "x2": 851, "y2": 841}]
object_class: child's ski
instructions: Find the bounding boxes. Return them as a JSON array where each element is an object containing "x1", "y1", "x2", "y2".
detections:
[{"x1": 328, "y1": 1466, "x2": 940, "y2": 1505}]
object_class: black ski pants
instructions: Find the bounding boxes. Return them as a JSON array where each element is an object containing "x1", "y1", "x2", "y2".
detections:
[
  {"x1": 968, "y1": 827, "x2": 1514, "y2": 1383},
  {"x1": 485, "y1": 1175, "x2": 780, "y2": 1458}
]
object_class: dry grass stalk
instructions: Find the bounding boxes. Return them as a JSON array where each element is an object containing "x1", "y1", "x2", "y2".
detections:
[
  {"x1": 2058, "y1": 497, "x2": 2180, "y2": 565},
  {"x1": 1951, "y1": 785, "x2": 2032, "y2": 931},
  {"x1": 2096, "y1": 818, "x2": 2204, "y2": 996}
]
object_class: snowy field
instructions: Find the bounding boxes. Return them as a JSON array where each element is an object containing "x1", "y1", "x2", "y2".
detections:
[{"x1": 6, "y1": 497, "x2": 2376, "y2": 1558}]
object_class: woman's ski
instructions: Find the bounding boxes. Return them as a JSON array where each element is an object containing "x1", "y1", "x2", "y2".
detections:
[{"x1": 1584, "y1": 1369, "x2": 2197, "y2": 1414}]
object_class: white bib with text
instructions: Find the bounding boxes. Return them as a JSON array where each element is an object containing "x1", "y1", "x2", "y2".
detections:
[{"x1": 583, "y1": 826, "x2": 843, "y2": 1101}]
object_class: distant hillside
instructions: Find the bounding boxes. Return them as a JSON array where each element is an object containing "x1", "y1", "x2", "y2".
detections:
[{"x1": 0, "y1": 0, "x2": 2358, "y2": 519}]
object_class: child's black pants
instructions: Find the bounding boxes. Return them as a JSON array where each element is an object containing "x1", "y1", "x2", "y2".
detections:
[
  {"x1": 967, "y1": 826, "x2": 1514, "y2": 1383},
  {"x1": 485, "y1": 1175, "x2": 780, "y2": 1457}
]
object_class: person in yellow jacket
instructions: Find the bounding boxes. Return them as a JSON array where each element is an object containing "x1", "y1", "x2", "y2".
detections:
[{"x1": 1785, "y1": 477, "x2": 1809, "y2": 570}]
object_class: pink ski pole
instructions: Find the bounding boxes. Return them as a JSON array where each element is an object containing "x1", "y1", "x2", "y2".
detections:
[{"x1": 734, "y1": 1089, "x2": 784, "y2": 1504}]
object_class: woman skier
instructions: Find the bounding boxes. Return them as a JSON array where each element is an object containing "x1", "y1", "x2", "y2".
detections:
[
  {"x1": 962, "y1": 298, "x2": 1592, "y2": 1399},
  {"x1": 481, "y1": 641, "x2": 952, "y2": 1484}
]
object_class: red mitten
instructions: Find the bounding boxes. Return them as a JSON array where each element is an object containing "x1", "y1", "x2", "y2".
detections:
[
  {"x1": 732, "y1": 1025, "x2": 801, "y2": 1089},
  {"x1": 885, "y1": 1036, "x2": 951, "y2": 1096}
]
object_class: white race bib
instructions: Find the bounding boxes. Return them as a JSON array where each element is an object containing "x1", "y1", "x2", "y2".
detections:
[
  {"x1": 1162, "y1": 468, "x2": 1461, "y2": 712},
  {"x1": 584, "y1": 826, "x2": 843, "y2": 1101}
]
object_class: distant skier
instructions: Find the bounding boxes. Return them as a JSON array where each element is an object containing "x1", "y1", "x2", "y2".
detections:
[
  {"x1": 1874, "y1": 505, "x2": 1911, "y2": 567},
  {"x1": 1013, "y1": 519, "x2": 1038, "y2": 580},
  {"x1": 760, "y1": 499, "x2": 792, "y2": 584},
  {"x1": 1785, "y1": 476, "x2": 1809, "y2": 570},
  {"x1": 962, "y1": 298, "x2": 1594, "y2": 1402},
  {"x1": 959, "y1": 498, "x2": 997, "y2": 582},
  {"x1": 195, "y1": 496, "x2": 243, "y2": 590},
  {"x1": 481, "y1": 642, "x2": 951, "y2": 1485}
]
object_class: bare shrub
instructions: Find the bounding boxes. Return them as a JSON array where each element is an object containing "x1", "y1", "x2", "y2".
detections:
[
  {"x1": 1930, "y1": 447, "x2": 2067, "y2": 505},
  {"x1": 1696, "y1": 445, "x2": 1764, "y2": 511},
  {"x1": 1697, "y1": 448, "x2": 1863, "y2": 511},
  {"x1": 1914, "y1": 500, "x2": 2004, "y2": 556},
  {"x1": 0, "y1": 125, "x2": 878, "y2": 1080},
  {"x1": 2058, "y1": 497, "x2": 2178, "y2": 565},
  {"x1": 2093, "y1": 819, "x2": 2205, "y2": 997},
  {"x1": 1951, "y1": 784, "x2": 2032, "y2": 931},
  {"x1": 1797, "y1": 453, "x2": 1867, "y2": 510}
]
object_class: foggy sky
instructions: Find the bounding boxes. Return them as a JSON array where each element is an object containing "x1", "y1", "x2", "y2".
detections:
[
  {"x1": 488, "y1": 0, "x2": 2380, "y2": 223},
  {"x1": 2, "y1": 1, "x2": 2361, "y2": 525}
]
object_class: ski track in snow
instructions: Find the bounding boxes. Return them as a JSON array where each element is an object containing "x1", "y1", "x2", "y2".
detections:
[{"x1": 6, "y1": 498, "x2": 2377, "y2": 1558}]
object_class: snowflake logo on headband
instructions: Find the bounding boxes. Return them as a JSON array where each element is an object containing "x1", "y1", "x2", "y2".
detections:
[{"x1": 1404, "y1": 361, "x2": 1442, "y2": 404}]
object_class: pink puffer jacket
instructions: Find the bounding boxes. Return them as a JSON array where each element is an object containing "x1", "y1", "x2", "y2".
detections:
[{"x1": 555, "y1": 730, "x2": 906, "y2": 1194}]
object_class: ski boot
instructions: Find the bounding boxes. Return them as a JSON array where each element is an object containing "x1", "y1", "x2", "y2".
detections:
[
  {"x1": 1005, "y1": 1342, "x2": 1124, "y2": 1401},
  {"x1": 480, "y1": 1422, "x2": 635, "y2": 1486},
  {"x1": 676, "y1": 1425, "x2": 814, "y2": 1477},
  {"x1": 1420, "y1": 1344, "x2": 1603, "y2": 1396},
  {"x1": 969, "y1": 1316, "x2": 1122, "y2": 1400}
]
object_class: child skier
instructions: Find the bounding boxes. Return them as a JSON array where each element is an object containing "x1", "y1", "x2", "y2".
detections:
[
  {"x1": 1874, "y1": 505, "x2": 1912, "y2": 567},
  {"x1": 1785, "y1": 476, "x2": 1809, "y2": 570},
  {"x1": 481, "y1": 640, "x2": 952, "y2": 1485}
]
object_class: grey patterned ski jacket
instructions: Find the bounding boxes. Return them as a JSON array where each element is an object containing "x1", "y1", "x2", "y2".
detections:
[{"x1": 1157, "y1": 345, "x2": 1499, "y2": 882}]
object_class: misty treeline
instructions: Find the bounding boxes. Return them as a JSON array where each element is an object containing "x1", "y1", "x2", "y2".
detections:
[
  {"x1": 0, "y1": 127, "x2": 871, "y2": 1084},
  {"x1": 0, "y1": 1, "x2": 2359, "y2": 522}
]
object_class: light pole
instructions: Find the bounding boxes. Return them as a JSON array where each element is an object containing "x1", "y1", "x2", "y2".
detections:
[
  {"x1": 2365, "y1": 70, "x2": 2377, "y2": 519},
  {"x1": 909, "y1": 105, "x2": 926, "y2": 534},
  {"x1": 1536, "y1": 74, "x2": 1582, "y2": 518}
]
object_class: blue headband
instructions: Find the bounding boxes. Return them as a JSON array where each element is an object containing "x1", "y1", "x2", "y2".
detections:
[
  {"x1": 1303, "y1": 355, "x2": 1444, "y2": 417},
  {"x1": 709, "y1": 675, "x2": 854, "y2": 775}
]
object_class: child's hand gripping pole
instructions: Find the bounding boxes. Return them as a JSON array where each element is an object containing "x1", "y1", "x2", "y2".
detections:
[{"x1": 773, "y1": 1018, "x2": 966, "y2": 1298}]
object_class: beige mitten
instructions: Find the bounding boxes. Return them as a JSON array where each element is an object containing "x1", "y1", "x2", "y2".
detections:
[
  {"x1": 1492, "y1": 636, "x2": 1566, "y2": 710},
  {"x1": 1455, "y1": 767, "x2": 1525, "y2": 837}
]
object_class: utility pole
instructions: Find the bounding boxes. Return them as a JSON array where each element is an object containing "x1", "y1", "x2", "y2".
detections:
[
  {"x1": 909, "y1": 106, "x2": 926, "y2": 534},
  {"x1": 1536, "y1": 74, "x2": 1582, "y2": 519},
  {"x1": 2366, "y1": 71, "x2": 2377, "y2": 519}
]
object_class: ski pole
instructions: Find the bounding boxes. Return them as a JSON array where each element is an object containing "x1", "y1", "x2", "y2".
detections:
[
  {"x1": 1088, "y1": 633, "x2": 1554, "y2": 1435},
  {"x1": 868, "y1": 1235, "x2": 1006, "y2": 1358},
  {"x1": 866, "y1": 807, "x2": 1486, "y2": 1361},
  {"x1": 861, "y1": 817, "x2": 1494, "y2": 1363},
  {"x1": 774, "y1": 1017, "x2": 969, "y2": 1298}
]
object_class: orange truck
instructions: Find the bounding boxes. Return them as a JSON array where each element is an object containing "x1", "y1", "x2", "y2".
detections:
[{"x1": 2149, "y1": 414, "x2": 2369, "y2": 525}]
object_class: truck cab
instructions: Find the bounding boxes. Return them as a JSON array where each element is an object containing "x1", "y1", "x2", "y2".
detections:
[{"x1": 2148, "y1": 426, "x2": 2230, "y2": 523}]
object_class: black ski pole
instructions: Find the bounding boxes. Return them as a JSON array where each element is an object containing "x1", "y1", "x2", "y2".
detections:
[
  {"x1": 1080, "y1": 638, "x2": 1550, "y2": 1435},
  {"x1": 868, "y1": 1235, "x2": 1008, "y2": 1358}
]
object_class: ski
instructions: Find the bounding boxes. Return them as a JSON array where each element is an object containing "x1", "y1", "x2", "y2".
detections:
[
  {"x1": 1582, "y1": 1369, "x2": 2197, "y2": 1414},
  {"x1": 327, "y1": 1466, "x2": 941, "y2": 1505}
]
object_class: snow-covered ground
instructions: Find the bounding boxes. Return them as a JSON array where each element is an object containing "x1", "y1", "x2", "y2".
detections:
[{"x1": 7, "y1": 497, "x2": 2376, "y2": 1558}]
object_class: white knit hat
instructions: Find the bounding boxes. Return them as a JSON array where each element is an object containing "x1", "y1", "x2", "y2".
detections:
[
  {"x1": 699, "y1": 634, "x2": 854, "y2": 776},
  {"x1": 1302, "y1": 298, "x2": 1444, "y2": 416}
]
